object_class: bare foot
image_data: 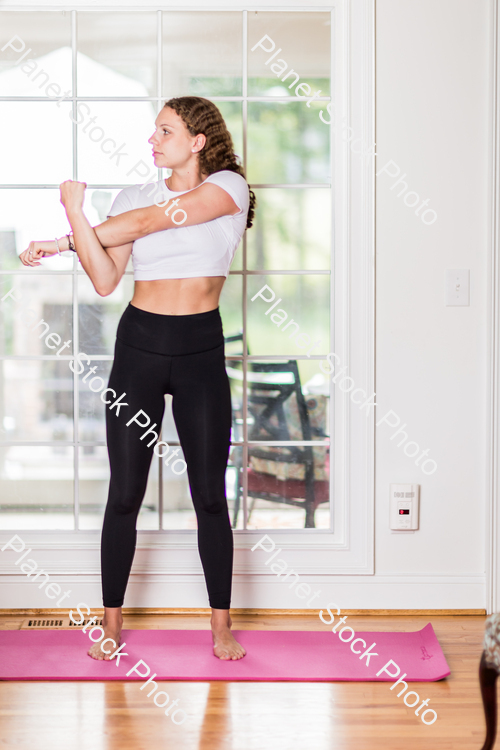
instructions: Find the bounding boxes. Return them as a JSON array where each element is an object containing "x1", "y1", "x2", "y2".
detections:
[
  {"x1": 87, "y1": 607, "x2": 123, "y2": 661},
  {"x1": 211, "y1": 610, "x2": 246, "y2": 661}
]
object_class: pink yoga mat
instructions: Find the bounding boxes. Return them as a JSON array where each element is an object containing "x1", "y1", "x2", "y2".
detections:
[{"x1": 0, "y1": 624, "x2": 450, "y2": 681}]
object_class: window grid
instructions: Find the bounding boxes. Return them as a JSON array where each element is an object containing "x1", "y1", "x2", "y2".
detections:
[{"x1": 0, "y1": 8, "x2": 333, "y2": 532}]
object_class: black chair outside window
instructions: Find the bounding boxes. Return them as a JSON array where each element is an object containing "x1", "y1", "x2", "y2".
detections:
[{"x1": 225, "y1": 353, "x2": 329, "y2": 530}]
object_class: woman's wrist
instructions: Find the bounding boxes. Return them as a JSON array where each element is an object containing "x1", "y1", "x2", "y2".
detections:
[
  {"x1": 57, "y1": 235, "x2": 69, "y2": 251},
  {"x1": 65, "y1": 207, "x2": 83, "y2": 224}
]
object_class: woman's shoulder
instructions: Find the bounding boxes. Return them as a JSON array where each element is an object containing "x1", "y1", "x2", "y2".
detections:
[
  {"x1": 107, "y1": 181, "x2": 161, "y2": 218},
  {"x1": 204, "y1": 170, "x2": 248, "y2": 190},
  {"x1": 203, "y1": 171, "x2": 250, "y2": 211}
]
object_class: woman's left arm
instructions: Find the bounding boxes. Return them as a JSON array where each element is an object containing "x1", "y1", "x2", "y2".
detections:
[{"x1": 93, "y1": 182, "x2": 240, "y2": 248}]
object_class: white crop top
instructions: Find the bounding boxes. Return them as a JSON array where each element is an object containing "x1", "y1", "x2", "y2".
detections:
[{"x1": 107, "y1": 170, "x2": 250, "y2": 280}]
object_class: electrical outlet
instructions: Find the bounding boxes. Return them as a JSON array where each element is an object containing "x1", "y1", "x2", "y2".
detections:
[{"x1": 390, "y1": 484, "x2": 420, "y2": 530}]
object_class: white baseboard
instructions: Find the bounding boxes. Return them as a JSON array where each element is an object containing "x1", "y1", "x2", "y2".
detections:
[{"x1": 0, "y1": 574, "x2": 485, "y2": 611}]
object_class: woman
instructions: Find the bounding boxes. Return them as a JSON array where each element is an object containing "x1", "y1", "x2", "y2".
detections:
[{"x1": 20, "y1": 96, "x2": 255, "y2": 661}]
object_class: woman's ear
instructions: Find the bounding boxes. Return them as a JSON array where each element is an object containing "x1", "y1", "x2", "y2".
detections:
[{"x1": 192, "y1": 133, "x2": 206, "y2": 153}]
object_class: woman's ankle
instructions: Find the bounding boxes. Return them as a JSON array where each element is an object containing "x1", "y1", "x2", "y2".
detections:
[
  {"x1": 211, "y1": 608, "x2": 231, "y2": 628},
  {"x1": 102, "y1": 606, "x2": 123, "y2": 628}
]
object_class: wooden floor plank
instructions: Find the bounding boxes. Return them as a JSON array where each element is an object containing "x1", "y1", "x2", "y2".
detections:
[{"x1": 0, "y1": 613, "x2": 490, "y2": 749}]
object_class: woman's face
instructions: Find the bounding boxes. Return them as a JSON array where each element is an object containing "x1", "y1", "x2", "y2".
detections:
[{"x1": 148, "y1": 107, "x2": 204, "y2": 170}]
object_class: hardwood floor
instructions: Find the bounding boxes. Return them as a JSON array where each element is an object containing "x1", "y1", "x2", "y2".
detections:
[{"x1": 0, "y1": 613, "x2": 490, "y2": 750}]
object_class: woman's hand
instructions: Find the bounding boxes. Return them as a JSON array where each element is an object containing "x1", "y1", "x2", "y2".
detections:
[
  {"x1": 19, "y1": 240, "x2": 58, "y2": 266},
  {"x1": 60, "y1": 180, "x2": 87, "y2": 215}
]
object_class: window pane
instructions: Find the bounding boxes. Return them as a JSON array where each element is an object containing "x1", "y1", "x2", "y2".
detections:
[
  {"x1": 78, "y1": 274, "x2": 134, "y2": 355},
  {"x1": 0, "y1": 445, "x2": 74, "y2": 530},
  {"x1": 0, "y1": 275, "x2": 73, "y2": 357},
  {"x1": 216, "y1": 101, "x2": 243, "y2": 173},
  {"x1": 248, "y1": 11, "x2": 331, "y2": 97},
  {"x1": 225, "y1": 359, "x2": 244, "y2": 444},
  {"x1": 234, "y1": 360, "x2": 330, "y2": 443},
  {"x1": 220, "y1": 274, "x2": 242, "y2": 340},
  {"x1": 162, "y1": 12, "x2": 242, "y2": 97},
  {"x1": 0, "y1": 102, "x2": 72, "y2": 184},
  {"x1": 78, "y1": 446, "x2": 159, "y2": 530},
  {"x1": 77, "y1": 12, "x2": 158, "y2": 97},
  {"x1": 79, "y1": 359, "x2": 113, "y2": 443},
  {"x1": 0, "y1": 12, "x2": 72, "y2": 92},
  {"x1": 76, "y1": 101, "x2": 158, "y2": 184},
  {"x1": 247, "y1": 188, "x2": 331, "y2": 270},
  {"x1": 247, "y1": 275, "x2": 330, "y2": 356},
  {"x1": 0, "y1": 189, "x2": 73, "y2": 270},
  {"x1": 246, "y1": 445, "x2": 330, "y2": 530},
  {"x1": 298, "y1": 359, "x2": 332, "y2": 440},
  {"x1": 0, "y1": 360, "x2": 73, "y2": 442},
  {"x1": 228, "y1": 445, "x2": 243, "y2": 529},
  {"x1": 247, "y1": 102, "x2": 330, "y2": 184}
]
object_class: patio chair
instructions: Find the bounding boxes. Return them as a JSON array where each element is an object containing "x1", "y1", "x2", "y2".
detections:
[{"x1": 226, "y1": 360, "x2": 329, "y2": 529}]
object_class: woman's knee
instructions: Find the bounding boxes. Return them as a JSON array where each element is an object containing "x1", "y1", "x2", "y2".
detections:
[
  {"x1": 193, "y1": 491, "x2": 229, "y2": 517},
  {"x1": 107, "y1": 479, "x2": 147, "y2": 516}
]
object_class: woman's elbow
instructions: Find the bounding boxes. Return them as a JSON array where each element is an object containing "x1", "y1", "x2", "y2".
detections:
[
  {"x1": 94, "y1": 280, "x2": 117, "y2": 297},
  {"x1": 92, "y1": 265, "x2": 120, "y2": 297}
]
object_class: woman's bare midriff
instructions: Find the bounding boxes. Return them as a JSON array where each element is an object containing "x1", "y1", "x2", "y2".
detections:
[{"x1": 130, "y1": 276, "x2": 226, "y2": 315}]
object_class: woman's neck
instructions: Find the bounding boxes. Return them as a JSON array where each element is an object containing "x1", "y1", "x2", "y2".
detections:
[{"x1": 165, "y1": 168, "x2": 208, "y2": 192}]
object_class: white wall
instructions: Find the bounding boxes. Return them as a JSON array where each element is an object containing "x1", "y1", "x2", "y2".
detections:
[{"x1": 373, "y1": 0, "x2": 490, "y2": 606}]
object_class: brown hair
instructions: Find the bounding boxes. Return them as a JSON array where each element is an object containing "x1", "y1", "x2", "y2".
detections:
[{"x1": 163, "y1": 96, "x2": 256, "y2": 229}]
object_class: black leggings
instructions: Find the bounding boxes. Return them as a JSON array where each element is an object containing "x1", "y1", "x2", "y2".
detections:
[{"x1": 101, "y1": 303, "x2": 233, "y2": 610}]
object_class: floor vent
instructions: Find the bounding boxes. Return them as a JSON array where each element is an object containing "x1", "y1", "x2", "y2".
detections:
[
  {"x1": 68, "y1": 618, "x2": 104, "y2": 628},
  {"x1": 21, "y1": 618, "x2": 103, "y2": 630}
]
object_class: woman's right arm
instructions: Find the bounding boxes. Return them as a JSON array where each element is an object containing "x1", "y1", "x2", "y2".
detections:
[
  {"x1": 19, "y1": 228, "x2": 132, "y2": 297},
  {"x1": 64, "y1": 205, "x2": 133, "y2": 296},
  {"x1": 19, "y1": 181, "x2": 133, "y2": 296}
]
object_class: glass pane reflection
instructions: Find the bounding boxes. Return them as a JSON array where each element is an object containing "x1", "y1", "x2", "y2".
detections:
[
  {"x1": 248, "y1": 11, "x2": 330, "y2": 97},
  {"x1": 76, "y1": 101, "x2": 158, "y2": 185},
  {"x1": 246, "y1": 445, "x2": 330, "y2": 530},
  {"x1": 0, "y1": 12, "x2": 71, "y2": 90},
  {"x1": 0, "y1": 445, "x2": 74, "y2": 530},
  {"x1": 247, "y1": 188, "x2": 331, "y2": 270},
  {"x1": 0, "y1": 102, "x2": 72, "y2": 185},
  {"x1": 79, "y1": 360, "x2": 113, "y2": 443},
  {"x1": 246, "y1": 275, "x2": 330, "y2": 357},
  {"x1": 247, "y1": 102, "x2": 331, "y2": 185},
  {"x1": 77, "y1": 12, "x2": 158, "y2": 97},
  {"x1": 0, "y1": 360, "x2": 73, "y2": 442},
  {"x1": 0, "y1": 275, "x2": 73, "y2": 357},
  {"x1": 0, "y1": 189, "x2": 72, "y2": 271},
  {"x1": 162, "y1": 12, "x2": 242, "y2": 97},
  {"x1": 241, "y1": 360, "x2": 330, "y2": 443}
]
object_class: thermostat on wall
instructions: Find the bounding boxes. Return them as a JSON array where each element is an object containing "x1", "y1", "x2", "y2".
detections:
[{"x1": 390, "y1": 484, "x2": 420, "y2": 530}]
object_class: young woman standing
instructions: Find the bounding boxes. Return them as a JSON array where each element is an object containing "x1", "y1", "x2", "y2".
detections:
[{"x1": 20, "y1": 96, "x2": 255, "y2": 661}]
